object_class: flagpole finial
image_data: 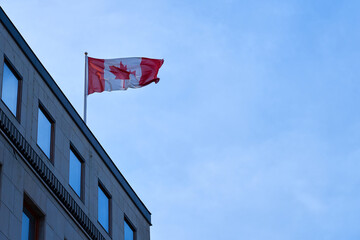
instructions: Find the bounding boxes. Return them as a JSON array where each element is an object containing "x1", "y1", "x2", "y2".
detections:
[{"x1": 85, "y1": 52, "x2": 88, "y2": 56}]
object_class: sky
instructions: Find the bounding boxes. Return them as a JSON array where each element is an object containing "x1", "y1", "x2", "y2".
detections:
[{"x1": 2, "y1": 0, "x2": 360, "y2": 239}]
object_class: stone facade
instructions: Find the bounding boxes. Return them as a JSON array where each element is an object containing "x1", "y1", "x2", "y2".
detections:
[{"x1": 0, "y1": 7, "x2": 151, "y2": 240}]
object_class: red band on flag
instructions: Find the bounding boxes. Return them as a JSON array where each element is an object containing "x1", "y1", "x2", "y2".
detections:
[
  {"x1": 88, "y1": 57, "x2": 105, "y2": 94},
  {"x1": 139, "y1": 58, "x2": 164, "y2": 87}
]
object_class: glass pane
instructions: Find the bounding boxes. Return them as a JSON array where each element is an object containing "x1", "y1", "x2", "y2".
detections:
[
  {"x1": 21, "y1": 210, "x2": 35, "y2": 240},
  {"x1": 37, "y1": 108, "x2": 52, "y2": 158},
  {"x1": 2, "y1": 62, "x2": 19, "y2": 116},
  {"x1": 69, "y1": 150, "x2": 82, "y2": 197},
  {"x1": 98, "y1": 186, "x2": 109, "y2": 232},
  {"x1": 21, "y1": 212, "x2": 30, "y2": 240},
  {"x1": 124, "y1": 220, "x2": 134, "y2": 240}
]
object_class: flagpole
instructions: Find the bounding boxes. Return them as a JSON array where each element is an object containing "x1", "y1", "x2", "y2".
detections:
[{"x1": 84, "y1": 52, "x2": 88, "y2": 123}]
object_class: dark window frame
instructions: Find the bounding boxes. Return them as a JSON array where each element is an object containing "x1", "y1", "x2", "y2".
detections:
[
  {"x1": 37, "y1": 102, "x2": 55, "y2": 163},
  {"x1": 98, "y1": 180, "x2": 112, "y2": 235},
  {"x1": 22, "y1": 194, "x2": 44, "y2": 240},
  {"x1": 1, "y1": 55, "x2": 23, "y2": 121},
  {"x1": 69, "y1": 143, "x2": 85, "y2": 202},
  {"x1": 124, "y1": 214, "x2": 137, "y2": 240},
  {"x1": 22, "y1": 206, "x2": 38, "y2": 240}
]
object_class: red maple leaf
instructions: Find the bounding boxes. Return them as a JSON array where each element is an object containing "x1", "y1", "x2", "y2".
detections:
[{"x1": 109, "y1": 62, "x2": 136, "y2": 80}]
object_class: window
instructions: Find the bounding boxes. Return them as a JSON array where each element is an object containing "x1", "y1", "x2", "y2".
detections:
[
  {"x1": 124, "y1": 218, "x2": 136, "y2": 240},
  {"x1": 1, "y1": 59, "x2": 22, "y2": 119},
  {"x1": 37, "y1": 105, "x2": 54, "y2": 160},
  {"x1": 21, "y1": 195, "x2": 44, "y2": 240},
  {"x1": 98, "y1": 183, "x2": 111, "y2": 233},
  {"x1": 21, "y1": 208, "x2": 37, "y2": 240},
  {"x1": 69, "y1": 147, "x2": 83, "y2": 199}
]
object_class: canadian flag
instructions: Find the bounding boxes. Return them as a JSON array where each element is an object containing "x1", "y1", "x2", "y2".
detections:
[{"x1": 87, "y1": 57, "x2": 164, "y2": 95}]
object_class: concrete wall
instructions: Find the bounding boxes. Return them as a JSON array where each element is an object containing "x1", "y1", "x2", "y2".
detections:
[{"x1": 0, "y1": 15, "x2": 150, "y2": 240}]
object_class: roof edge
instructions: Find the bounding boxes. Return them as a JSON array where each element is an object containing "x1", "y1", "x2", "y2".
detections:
[{"x1": 0, "y1": 7, "x2": 151, "y2": 225}]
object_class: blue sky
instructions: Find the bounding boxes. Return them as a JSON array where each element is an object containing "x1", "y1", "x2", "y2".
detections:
[{"x1": 3, "y1": 1, "x2": 360, "y2": 239}]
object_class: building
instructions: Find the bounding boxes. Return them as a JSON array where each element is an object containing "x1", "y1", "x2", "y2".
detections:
[{"x1": 0, "y1": 7, "x2": 151, "y2": 240}]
